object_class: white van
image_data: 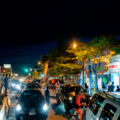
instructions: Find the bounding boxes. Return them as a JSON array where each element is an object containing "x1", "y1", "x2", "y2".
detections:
[{"x1": 86, "y1": 92, "x2": 120, "y2": 120}]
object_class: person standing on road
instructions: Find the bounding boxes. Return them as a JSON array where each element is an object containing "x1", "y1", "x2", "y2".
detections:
[
  {"x1": 4, "y1": 74, "x2": 9, "y2": 95},
  {"x1": 84, "y1": 83, "x2": 88, "y2": 93},
  {"x1": 45, "y1": 86, "x2": 50, "y2": 105},
  {"x1": 0, "y1": 74, "x2": 4, "y2": 94}
]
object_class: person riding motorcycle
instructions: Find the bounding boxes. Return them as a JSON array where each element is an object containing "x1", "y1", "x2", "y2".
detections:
[{"x1": 73, "y1": 90, "x2": 87, "y2": 120}]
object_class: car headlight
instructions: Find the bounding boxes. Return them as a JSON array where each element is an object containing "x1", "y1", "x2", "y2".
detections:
[
  {"x1": 43, "y1": 104, "x2": 48, "y2": 111},
  {"x1": 16, "y1": 104, "x2": 22, "y2": 111},
  {"x1": 16, "y1": 85, "x2": 21, "y2": 90},
  {"x1": 69, "y1": 97, "x2": 72, "y2": 101},
  {"x1": 12, "y1": 83, "x2": 15, "y2": 87}
]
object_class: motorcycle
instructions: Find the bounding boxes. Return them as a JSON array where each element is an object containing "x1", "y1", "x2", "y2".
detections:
[{"x1": 68, "y1": 106, "x2": 87, "y2": 120}]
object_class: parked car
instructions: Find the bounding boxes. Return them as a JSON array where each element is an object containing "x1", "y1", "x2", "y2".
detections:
[
  {"x1": 56, "y1": 84, "x2": 90, "y2": 112},
  {"x1": 86, "y1": 92, "x2": 120, "y2": 120},
  {"x1": 15, "y1": 89, "x2": 49, "y2": 120}
]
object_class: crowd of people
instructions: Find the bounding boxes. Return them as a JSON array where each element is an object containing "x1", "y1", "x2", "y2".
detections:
[{"x1": 106, "y1": 82, "x2": 120, "y2": 92}]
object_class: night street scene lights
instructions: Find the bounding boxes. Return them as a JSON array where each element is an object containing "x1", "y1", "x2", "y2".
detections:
[
  {"x1": 73, "y1": 40, "x2": 77, "y2": 49},
  {"x1": 38, "y1": 61, "x2": 41, "y2": 65}
]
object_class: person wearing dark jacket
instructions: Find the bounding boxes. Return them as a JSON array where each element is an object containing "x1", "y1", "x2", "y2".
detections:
[
  {"x1": 84, "y1": 83, "x2": 88, "y2": 92},
  {"x1": 4, "y1": 74, "x2": 9, "y2": 95},
  {"x1": 116, "y1": 86, "x2": 120, "y2": 92},
  {"x1": 45, "y1": 87, "x2": 50, "y2": 105}
]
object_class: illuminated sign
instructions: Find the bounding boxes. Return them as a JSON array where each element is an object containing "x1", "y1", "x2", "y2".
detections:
[
  {"x1": 3, "y1": 64, "x2": 11, "y2": 68},
  {"x1": 109, "y1": 65, "x2": 118, "y2": 69}
]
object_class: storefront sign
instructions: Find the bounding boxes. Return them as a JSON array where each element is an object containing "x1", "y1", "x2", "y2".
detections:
[
  {"x1": 3, "y1": 64, "x2": 11, "y2": 68},
  {"x1": 109, "y1": 63, "x2": 120, "y2": 72},
  {"x1": 109, "y1": 65, "x2": 118, "y2": 69}
]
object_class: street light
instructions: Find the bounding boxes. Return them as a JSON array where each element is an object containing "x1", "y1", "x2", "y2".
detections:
[
  {"x1": 73, "y1": 40, "x2": 77, "y2": 49},
  {"x1": 38, "y1": 61, "x2": 41, "y2": 65}
]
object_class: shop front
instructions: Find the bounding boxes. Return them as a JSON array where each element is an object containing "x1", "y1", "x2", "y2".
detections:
[{"x1": 108, "y1": 55, "x2": 120, "y2": 91}]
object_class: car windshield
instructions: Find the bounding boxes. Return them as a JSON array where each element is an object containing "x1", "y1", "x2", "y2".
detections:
[
  {"x1": 20, "y1": 90, "x2": 43, "y2": 101},
  {"x1": 65, "y1": 86, "x2": 84, "y2": 92},
  {"x1": 11, "y1": 80, "x2": 20, "y2": 84}
]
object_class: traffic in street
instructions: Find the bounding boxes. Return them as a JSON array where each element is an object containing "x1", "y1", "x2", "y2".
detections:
[
  {"x1": 0, "y1": 2, "x2": 120, "y2": 119},
  {"x1": 6, "y1": 82, "x2": 68, "y2": 120},
  {"x1": 1, "y1": 78, "x2": 120, "y2": 120}
]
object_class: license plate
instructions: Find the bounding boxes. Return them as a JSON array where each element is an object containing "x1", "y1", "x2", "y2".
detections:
[
  {"x1": 29, "y1": 109, "x2": 35, "y2": 115},
  {"x1": 29, "y1": 112, "x2": 35, "y2": 115},
  {"x1": 20, "y1": 117, "x2": 23, "y2": 120}
]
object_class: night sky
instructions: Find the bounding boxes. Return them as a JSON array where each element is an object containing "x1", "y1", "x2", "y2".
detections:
[{"x1": 0, "y1": 1, "x2": 120, "y2": 74}]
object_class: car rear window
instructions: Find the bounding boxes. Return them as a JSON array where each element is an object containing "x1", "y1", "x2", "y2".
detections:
[
  {"x1": 89, "y1": 94, "x2": 105, "y2": 115},
  {"x1": 100, "y1": 103, "x2": 117, "y2": 120}
]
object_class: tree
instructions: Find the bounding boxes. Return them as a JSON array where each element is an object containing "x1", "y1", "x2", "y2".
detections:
[{"x1": 48, "y1": 40, "x2": 83, "y2": 76}]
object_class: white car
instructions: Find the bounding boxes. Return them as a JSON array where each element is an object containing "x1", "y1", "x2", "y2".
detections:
[{"x1": 86, "y1": 92, "x2": 120, "y2": 120}]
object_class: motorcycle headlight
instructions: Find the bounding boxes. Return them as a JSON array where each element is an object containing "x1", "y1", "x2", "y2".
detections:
[
  {"x1": 16, "y1": 104, "x2": 22, "y2": 111},
  {"x1": 43, "y1": 104, "x2": 48, "y2": 111}
]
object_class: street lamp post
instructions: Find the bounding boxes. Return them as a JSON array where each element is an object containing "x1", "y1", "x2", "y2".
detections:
[
  {"x1": 73, "y1": 40, "x2": 77, "y2": 49},
  {"x1": 72, "y1": 40, "x2": 85, "y2": 87},
  {"x1": 38, "y1": 61, "x2": 41, "y2": 66}
]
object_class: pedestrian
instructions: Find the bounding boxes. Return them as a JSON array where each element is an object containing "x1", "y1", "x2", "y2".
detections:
[
  {"x1": 4, "y1": 74, "x2": 9, "y2": 95},
  {"x1": 108, "y1": 82, "x2": 111, "y2": 92},
  {"x1": 108, "y1": 82, "x2": 115, "y2": 92},
  {"x1": 116, "y1": 86, "x2": 120, "y2": 92},
  {"x1": 84, "y1": 83, "x2": 88, "y2": 93},
  {"x1": 0, "y1": 75, "x2": 4, "y2": 94},
  {"x1": 45, "y1": 86, "x2": 50, "y2": 105},
  {"x1": 111, "y1": 82, "x2": 115, "y2": 92}
]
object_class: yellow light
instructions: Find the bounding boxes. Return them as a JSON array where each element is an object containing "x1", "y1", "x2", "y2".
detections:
[
  {"x1": 73, "y1": 41, "x2": 77, "y2": 49},
  {"x1": 38, "y1": 61, "x2": 41, "y2": 65}
]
